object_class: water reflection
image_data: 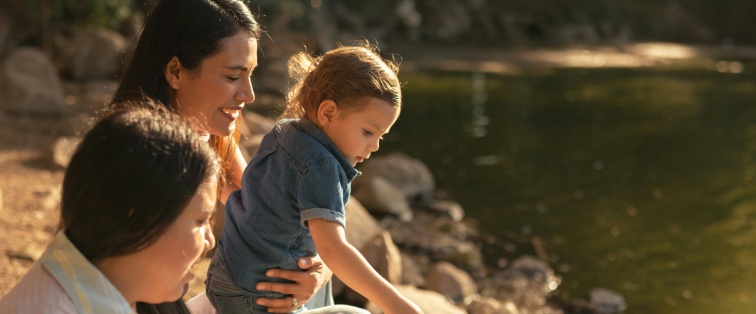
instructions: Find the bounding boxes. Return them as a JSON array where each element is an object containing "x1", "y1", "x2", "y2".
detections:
[
  {"x1": 386, "y1": 68, "x2": 756, "y2": 313},
  {"x1": 468, "y1": 72, "x2": 489, "y2": 138}
]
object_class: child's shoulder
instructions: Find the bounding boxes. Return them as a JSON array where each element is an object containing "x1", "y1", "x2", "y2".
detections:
[{"x1": 272, "y1": 119, "x2": 336, "y2": 168}]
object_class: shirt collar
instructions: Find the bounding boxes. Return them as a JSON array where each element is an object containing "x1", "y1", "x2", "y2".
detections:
[
  {"x1": 41, "y1": 231, "x2": 134, "y2": 314},
  {"x1": 291, "y1": 118, "x2": 361, "y2": 180}
]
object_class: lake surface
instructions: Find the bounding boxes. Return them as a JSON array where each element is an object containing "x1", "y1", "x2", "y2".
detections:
[{"x1": 381, "y1": 67, "x2": 756, "y2": 313}]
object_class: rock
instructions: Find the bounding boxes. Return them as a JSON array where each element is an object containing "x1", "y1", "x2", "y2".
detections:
[
  {"x1": 7, "y1": 246, "x2": 43, "y2": 263},
  {"x1": 425, "y1": 261, "x2": 477, "y2": 304},
  {"x1": 34, "y1": 187, "x2": 61, "y2": 211},
  {"x1": 589, "y1": 288, "x2": 626, "y2": 314},
  {"x1": 365, "y1": 285, "x2": 466, "y2": 314},
  {"x1": 352, "y1": 176, "x2": 413, "y2": 221},
  {"x1": 400, "y1": 252, "x2": 425, "y2": 287},
  {"x1": 60, "y1": 28, "x2": 126, "y2": 80},
  {"x1": 49, "y1": 137, "x2": 82, "y2": 169},
  {"x1": 334, "y1": 197, "x2": 400, "y2": 298},
  {"x1": 352, "y1": 153, "x2": 434, "y2": 220},
  {"x1": 467, "y1": 296, "x2": 521, "y2": 314},
  {"x1": 510, "y1": 256, "x2": 559, "y2": 291},
  {"x1": 240, "y1": 111, "x2": 276, "y2": 159},
  {"x1": 423, "y1": 199, "x2": 465, "y2": 221},
  {"x1": 342, "y1": 230, "x2": 403, "y2": 305},
  {"x1": 383, "y1": 213, "x2": 483, "y2": 270},
  {"x1": 417, "y1": 0, "x2": 471, "y2": 41},
  {"x1": 0, "y1": 48, "x2": 67, "y2": 115},
  {"x1": 242, "y1": 110, "x2": 277, "y2": 136},
  {"x1": 483, "y1": 255, "x2": 560, "y2": 312}
]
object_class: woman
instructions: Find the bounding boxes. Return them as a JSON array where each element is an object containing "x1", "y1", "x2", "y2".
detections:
[
  {"x1": 0, "y1": 104, "x2": 219, "y2": 313},
  {"x1": 112, "y1": 0, "x2": 358, "y2": 312}
]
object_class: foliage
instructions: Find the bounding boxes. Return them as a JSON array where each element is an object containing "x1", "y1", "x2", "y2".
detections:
[{"x1": 4, "y1": 0, "x2": 133, "y2": 46}]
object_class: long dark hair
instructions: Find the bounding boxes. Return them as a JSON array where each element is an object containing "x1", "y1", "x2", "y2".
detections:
[
  {"x1": 113, "y1": 0, "x2": 261, "y2": 106},
  {"x1": 60, "y1": 102, "x2": 219, "y2": 313},
  {"x1": 62, "y1": 102, "x2": 218, "y2": 259},
  {"x1": 112, "y1": 0, "x2": 262, "y2": 196}
]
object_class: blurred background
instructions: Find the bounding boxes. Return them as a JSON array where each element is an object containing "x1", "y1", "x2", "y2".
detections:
[{"x1": 1, "y1": 1, "x2": 756, "y2": 313}]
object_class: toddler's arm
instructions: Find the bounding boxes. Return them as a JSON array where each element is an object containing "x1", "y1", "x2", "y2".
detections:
[{"x1": 308, "y1": 218, "x2": 423, "y2": 314}]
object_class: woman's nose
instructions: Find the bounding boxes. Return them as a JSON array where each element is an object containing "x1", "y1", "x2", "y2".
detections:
[{"x1": 236, "y1": 78, "x2": 255, "y2": 103}]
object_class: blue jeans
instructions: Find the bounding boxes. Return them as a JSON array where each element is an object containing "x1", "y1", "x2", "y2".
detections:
[{"x1": 206, "y1": 250, "x2": 369, "y2": 314}]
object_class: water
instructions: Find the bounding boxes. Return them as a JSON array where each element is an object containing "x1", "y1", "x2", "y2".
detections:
[{"x1": 380, "y1": 67, "x2": 756, "y2": 313}]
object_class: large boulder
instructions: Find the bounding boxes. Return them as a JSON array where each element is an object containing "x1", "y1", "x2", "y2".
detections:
[
  {"x1": 0, "y1": 48, "x2": 67, "y2": 114},
  {"x1": 60, "y1": 28, "x2": 126, "y2": 80},
  {"x1": 351, "y1": 153, "x2": 435, "y2": 221},
  {"x1": 334, "y1": 197, "x2": 403, "y2": 300}
]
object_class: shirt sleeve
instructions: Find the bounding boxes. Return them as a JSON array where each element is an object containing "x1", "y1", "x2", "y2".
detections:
[{"x1": 298, "y1": 160, "x2": 347, "y2": 228}]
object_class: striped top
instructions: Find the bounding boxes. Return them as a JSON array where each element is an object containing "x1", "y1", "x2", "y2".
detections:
[{"x1": 0, "y1": 231, "x2": 134, "y2": 314}]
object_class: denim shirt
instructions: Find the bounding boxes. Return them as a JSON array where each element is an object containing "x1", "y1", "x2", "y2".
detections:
[{"x1": 220, "y1": 118, "x2": 360, "y2": 292}]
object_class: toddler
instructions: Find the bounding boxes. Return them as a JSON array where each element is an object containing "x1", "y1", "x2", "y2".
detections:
[{"x1": 206, "y1": 43, "x2": 423, "y2": 314}]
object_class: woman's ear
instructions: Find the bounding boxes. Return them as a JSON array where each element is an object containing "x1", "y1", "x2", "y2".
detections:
[
  {"x1": 316, "y1": 100, "x2": 338, "y2": 127},
  {"x1": 164, "y1": 56, "x2": 182, "y2": 90}
]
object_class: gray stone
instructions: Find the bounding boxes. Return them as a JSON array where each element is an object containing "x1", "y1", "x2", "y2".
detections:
[
  {"x1": 423, "y1": 199, "x2": 465, "y2": 222},
  {"x1": 383, "y1": 212, "x2": 483, "y2": 270},
  {"x1": 482, "y1": 255, "x2": 560, "y2": 312},
  {"x1": 352, "y1": 153, "x2": 434, "y2": 220},
  {"x1": 334, "y1": 198, "x2": 402, "y2": 299},
  {"x1": 425, "y1": 261, "x2": 477, "y2": 304},
  {"x1": 467, "y1": 296, "x2": 521, "y2": 314},
  {"x1": 0, "y1": 48, "x2": 67, "y2": 114},
  {"x1": 400, "y1": 252, "x2": 425, "y2": 287},
  {"x1": 60, "y1": 28, "x2": 126, "y2": 80},
  {"x1": 352, "y1": 175, "x2": 413, "y2": 221},
  {"x1": 589, "y1": 288, "x2": 626, "y2": 314},
  {"x1": 342, "y1": 230, "x2": 403, "y2": 305}
]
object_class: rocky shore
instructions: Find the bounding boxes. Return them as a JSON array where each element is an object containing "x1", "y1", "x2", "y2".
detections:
[{"x1": 13, "y1": 18, "x2": 756, "y2": 313}]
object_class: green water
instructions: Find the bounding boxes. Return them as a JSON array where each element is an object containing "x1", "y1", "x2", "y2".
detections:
[{"x1": 381, "y1": 67, "x2": 756, "y2": 313}]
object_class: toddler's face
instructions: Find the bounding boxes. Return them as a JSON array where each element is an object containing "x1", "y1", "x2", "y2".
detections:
[{"x1": 321, "y1": 97, "x2": 400, "y2": 166}]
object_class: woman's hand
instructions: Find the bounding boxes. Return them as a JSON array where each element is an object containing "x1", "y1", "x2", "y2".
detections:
[{"x1": 255, "y1": 255, "x2": 333, "y2": 313}]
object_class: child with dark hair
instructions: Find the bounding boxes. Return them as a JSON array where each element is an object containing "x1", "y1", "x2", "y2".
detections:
[{"x1": 0, "y1": 102, "x2": 219, "y2": 313}]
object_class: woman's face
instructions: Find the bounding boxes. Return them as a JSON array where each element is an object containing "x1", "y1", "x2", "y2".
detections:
[
  {"x1": 172, "y1": 32, "x2": 258, "y2": 137},
  {"x1": 137, "y1": 176, "x2": 217, "y2": 303}
]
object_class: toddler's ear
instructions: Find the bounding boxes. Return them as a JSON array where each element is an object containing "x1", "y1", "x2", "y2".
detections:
[{"x1": 316, "y1": 100, "x2": 338, "y2": 126}]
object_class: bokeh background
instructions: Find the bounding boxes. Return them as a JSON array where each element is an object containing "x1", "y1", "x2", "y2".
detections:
[{"x1": 1, "y1": 1, "x2": 756, "y2": 313}]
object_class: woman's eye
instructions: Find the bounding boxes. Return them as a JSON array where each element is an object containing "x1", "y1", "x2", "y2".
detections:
[
  {"x1": 363, "y1": 129, "x2": 373, "y2": 136},
  {"x1": 227, "y1": 76, "x2": 240, "y2": 81}
]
